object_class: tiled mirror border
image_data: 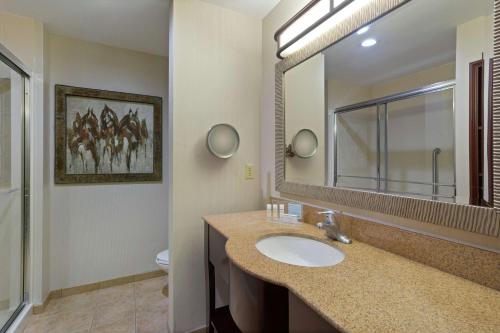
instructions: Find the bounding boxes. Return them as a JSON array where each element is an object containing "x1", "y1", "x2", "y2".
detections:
[{"x1": 275, "y1": 0, "x2": 500, "y2": 237}]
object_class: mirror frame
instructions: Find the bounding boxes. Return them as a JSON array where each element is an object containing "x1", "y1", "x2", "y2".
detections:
[{"x1": 275, "y1": 0, "x2": 500, "y2": 237}]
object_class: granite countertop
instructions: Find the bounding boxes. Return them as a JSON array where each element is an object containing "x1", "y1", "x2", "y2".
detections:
[{"x1": 203, "y1": 211, "x2": 500, "y2": 333}]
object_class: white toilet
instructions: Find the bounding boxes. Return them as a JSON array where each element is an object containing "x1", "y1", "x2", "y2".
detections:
[{"x1": 156, "y1": 249, "x2": 169, "y2": 272}]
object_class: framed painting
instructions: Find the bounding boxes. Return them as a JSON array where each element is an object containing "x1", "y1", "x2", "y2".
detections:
[{"x1": 55, "y1": 85, "x2": 162, "y2": 184}]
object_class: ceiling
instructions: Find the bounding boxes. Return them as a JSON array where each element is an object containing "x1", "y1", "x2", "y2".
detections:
[
  {"x1": 323, "y1": 0, "x2": 493, "y2": 85},
  {"x1": 201, "y1": 0, "x2": 280, "y2": 19},
  {"x1": 0, "y1": 0, "x2": 170, "y2": 57}
]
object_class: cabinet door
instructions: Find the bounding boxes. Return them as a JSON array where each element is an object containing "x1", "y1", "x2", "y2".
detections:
[
  {"x1": 230, "y1": 262, "x2": 288, "y2": 333},
  {"x1": 208, "y1": 226, "x2": 229, "y2": 306},
  {"x1": 289, "y1": 292, "x2": 339, "y2": 333}
]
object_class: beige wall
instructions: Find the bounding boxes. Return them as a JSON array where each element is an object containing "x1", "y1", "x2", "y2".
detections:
[
  {"x1": 285, "y1": 53, "x2": 325, "y2": 186},
  {"x1": 169, "y1": 0, "x2": 262, "y2": 331},
  {"x1": 0, "y1": 12, "x2": 38, "y2": 69},
  {"x1": 327, "y1": 79, "x2": 372, "y2": 110},
  {"x1": 371, "y1": 62, "x2": 455, "y2": 99},
  {"x1": 455, "y1": 15, "x2": 494, "y2": 204},
  {"x1": 45, "y1": 34, "x2": 169, "y2": 291},
  {"x1": 327, "y1": 62, "x2": 455, "y2": 109}
]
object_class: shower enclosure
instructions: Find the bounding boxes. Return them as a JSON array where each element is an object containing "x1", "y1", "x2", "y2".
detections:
[
  {"x1": 328, "y1": 81, "x2": 456, "y2": 202},
  {"x1": 0, "y1": 45, "x2": 30, "y2": 333}
]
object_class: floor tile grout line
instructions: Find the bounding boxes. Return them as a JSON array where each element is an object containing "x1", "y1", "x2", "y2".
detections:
[
  {"x1": 134, "y1": 281, "x2": 138, "y2": 333},
  {"x1": 23, "y1": 277, "x2": 166, "y2": 333},
  {"x1": 89, "y1": 292, "x2": 97, "y2": 333}
]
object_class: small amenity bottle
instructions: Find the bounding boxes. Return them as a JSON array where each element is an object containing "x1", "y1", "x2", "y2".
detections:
[{"x1": 266, "y1": 204, "x2": 272, "y2": 221}]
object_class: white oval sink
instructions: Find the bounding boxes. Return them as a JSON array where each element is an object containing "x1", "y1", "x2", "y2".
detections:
[{"x1": 255, "y1": 235, "x2": 345, "y2": 267}]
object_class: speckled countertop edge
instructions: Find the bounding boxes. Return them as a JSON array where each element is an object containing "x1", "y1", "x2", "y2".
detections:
[{"x1": 204, "y1": 211, "x2": 500, "y2": 333}]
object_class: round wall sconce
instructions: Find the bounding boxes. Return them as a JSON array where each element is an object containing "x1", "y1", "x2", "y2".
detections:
[
  {"x1": 206, "y1": 123, "x2": 240, "y2": 159},
  {"x1": 286, "y1": 129, "x2": 318, "y2": 158}
]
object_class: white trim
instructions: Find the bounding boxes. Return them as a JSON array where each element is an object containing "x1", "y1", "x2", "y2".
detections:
[
  {"x1": 185, "y1": 325, "x2": 207, "y2": 333},
  {"x1": 6, "y1": 304, "x2": 32, "y2": 333}
]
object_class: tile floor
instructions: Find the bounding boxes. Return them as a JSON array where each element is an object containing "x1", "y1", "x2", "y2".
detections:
[{"x1": 23, "y1": 276, "x2": 168, "y2": 333}]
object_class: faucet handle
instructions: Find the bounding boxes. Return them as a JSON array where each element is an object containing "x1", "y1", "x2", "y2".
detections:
[{"x1": 318, "y1": 210, "x2": 335, "y2": 224}]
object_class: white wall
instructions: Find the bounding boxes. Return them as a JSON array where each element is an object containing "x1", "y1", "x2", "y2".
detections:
[
  {"x1": 45, "y1": 34, "x2": 169, "y2": 290},
  {"x1": 169, "y1": 0, "x2": 262, "y2": 331}
]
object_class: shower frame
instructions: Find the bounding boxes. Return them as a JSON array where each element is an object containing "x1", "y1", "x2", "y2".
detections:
[
  {"x1": 327, "y1": 80, "x2": 456, "y2": 201},
  {"x1": 0, "y1": 43, "x2": 31, "y2": 333}
]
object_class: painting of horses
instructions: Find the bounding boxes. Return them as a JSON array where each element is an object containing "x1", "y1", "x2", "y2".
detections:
[{"x1": 55, "y1": 85, "x2": 162, "y2": 183}]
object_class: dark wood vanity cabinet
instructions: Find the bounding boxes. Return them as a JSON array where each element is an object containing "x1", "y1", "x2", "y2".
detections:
[
  {"x1": 205, "y1": 223, "x2": 240, "y2": 333},
  {"x1": 205, "y1": 223, "x2": 336, "y2": 333},
  {"x1": 229, "y1": 262, "x2": 289, "y2": 332}
]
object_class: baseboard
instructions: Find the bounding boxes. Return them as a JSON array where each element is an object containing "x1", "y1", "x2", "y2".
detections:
[
  {"x1": 32, "y1": 270, "x2": 167, "y2": 314},
  {"x1": 6, "y1": 303, "x2": 32, "y2": 333},
  {"x1": 0, "y1": 298, "x2": 9, "y2": 311},
  {"x1": 32, "y1": 294, "x2": 51, "y2": 315},
  {"x1": 187, "y1": 326, "x2": 207, "y2": 333}
]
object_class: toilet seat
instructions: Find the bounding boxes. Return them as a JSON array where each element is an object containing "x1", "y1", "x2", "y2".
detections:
[{"x1": 156, "y1": 249, "x2": 169, "y2": 268}]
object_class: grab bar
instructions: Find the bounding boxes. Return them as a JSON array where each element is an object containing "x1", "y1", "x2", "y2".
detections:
[
  {"x1": 337, "y1": 185, "x2": 455, "y2": 199},
  {"x1": 432, "y1": 148, "x2": 441, "y2": 200},
  {"x1": 337, "y1": 175, "x2": 454, "y2": 187}
]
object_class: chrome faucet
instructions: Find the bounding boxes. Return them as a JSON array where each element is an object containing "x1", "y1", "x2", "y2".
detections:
[{"x1": 316, "y1": 210, "x2": 352, "y2": 244}]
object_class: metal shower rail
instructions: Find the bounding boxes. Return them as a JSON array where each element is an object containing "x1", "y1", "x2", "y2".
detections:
[{"x1": 334, "y1": 80, "x2": 456, "y2": 114}]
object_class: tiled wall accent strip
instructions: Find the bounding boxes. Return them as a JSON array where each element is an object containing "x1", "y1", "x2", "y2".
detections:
[{"x1": 493, "y1": 0, "x2": 500, "y2": 213}]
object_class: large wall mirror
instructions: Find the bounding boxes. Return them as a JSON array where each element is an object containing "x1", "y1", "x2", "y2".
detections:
[{"x1": 277, "y1": 0, "x2": 500, "y2": 236}]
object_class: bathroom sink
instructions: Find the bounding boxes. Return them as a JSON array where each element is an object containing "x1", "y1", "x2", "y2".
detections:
[{"x1": 255, "y1": 235, "x2": 345, "y2": 267}]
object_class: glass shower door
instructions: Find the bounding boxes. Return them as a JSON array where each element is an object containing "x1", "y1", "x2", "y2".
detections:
[
  {"x1": 0, "y1": 54, "x2": 27, "y2": 332},
  {"x1": 385, "y1": 88, "x2": 455, "y2": 201},
  {"x1": 335, "y1": 106, "x2": 379, "y2": 190}
]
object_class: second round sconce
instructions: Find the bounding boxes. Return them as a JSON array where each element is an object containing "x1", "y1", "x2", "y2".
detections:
[{"x1": 286, "y1": 129, "x2": 318, "y2": 158}]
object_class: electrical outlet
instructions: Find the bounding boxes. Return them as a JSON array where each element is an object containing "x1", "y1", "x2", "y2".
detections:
[{"x1": 245, "y1": 164, "x2": 255, "y2": 180}]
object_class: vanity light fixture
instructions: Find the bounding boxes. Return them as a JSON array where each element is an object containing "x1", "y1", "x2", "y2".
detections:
[
  {"x1": 356, "y1": 25, "x2": 370, "y2": 35},
  {"x1": 275, "y1": 0, "x2": 371, "y2": 59},
  {"x1": 361, "y1": 38, "x2": 377, "y2": 47}
]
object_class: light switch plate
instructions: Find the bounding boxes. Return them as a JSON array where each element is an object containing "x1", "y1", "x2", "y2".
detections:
[{"x1": 245, "y1": 164, "x2": 255, "y2": 180}]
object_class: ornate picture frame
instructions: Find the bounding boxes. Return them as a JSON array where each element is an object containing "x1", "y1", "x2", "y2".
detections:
[{"x1": 55, "y1": 85, "x2": 162, "y2": 184}]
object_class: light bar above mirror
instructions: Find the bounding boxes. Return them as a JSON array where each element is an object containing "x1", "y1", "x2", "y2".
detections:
[{"x1": 275, "y1": 0, "x2": 377, "y2": 59}]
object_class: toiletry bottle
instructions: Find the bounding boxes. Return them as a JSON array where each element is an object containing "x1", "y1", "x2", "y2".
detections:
[{"x1": 266, "y1": 204, "x2": 272, "y2": 221}]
